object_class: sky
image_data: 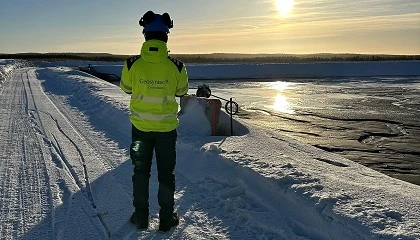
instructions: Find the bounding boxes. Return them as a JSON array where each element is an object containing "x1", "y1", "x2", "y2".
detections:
[{"x1": 0, "y1": 0, "x2": 419, "y2": 55}]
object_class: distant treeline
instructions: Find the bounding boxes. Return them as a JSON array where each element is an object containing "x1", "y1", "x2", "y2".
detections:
[
  {"x1": 174, "y1": 53, "x2": 420, "y2": 63},
  {"x1": 1, "y1": 52, "x2": 419, "y2": 63},
  {"x1": 0, "y1": 53, "x2": 128, "y2": 62}
]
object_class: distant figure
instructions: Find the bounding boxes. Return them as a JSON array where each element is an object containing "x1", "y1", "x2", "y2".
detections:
[{"x1": 119, "y1": 10, "x2": 189, "y2": 232}]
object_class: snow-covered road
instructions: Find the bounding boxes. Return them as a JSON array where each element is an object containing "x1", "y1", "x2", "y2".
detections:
[
  {"x1": 0, "y1": 67, "x2": 123, "y2": 239},
  {"x1": 0, "y1": 61, "x2": 419, "y2": 240}
]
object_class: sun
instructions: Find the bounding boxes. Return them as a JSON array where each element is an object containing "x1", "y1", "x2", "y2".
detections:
[{"x1": 275, "y1": 0, "x2": 294, "y2": 17}]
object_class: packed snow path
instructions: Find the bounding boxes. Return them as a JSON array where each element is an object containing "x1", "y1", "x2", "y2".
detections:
[
  {"x1": 0, "y1": 63, "x2": 419, "y2": 240},
  {"x1": 0, "y1": 67, "x2": 115, "y2": 239}
]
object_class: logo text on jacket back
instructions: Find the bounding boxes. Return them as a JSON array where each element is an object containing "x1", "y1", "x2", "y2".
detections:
[{"x1": 139, "y1": 78, "x2": 169, "y2": 90}]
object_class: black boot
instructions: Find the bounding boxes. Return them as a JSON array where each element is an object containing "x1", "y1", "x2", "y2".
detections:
[
  {"x1": 159, "y1": 212, "x2": 179, "y2": 232},
  {"x1": 130, "y1": 212, "x2": 149, "y2": 230}
]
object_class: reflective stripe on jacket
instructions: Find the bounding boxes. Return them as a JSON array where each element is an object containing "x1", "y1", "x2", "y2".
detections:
[{"x1": 120, "y1": 39, "x2": 189, "y2": 132}]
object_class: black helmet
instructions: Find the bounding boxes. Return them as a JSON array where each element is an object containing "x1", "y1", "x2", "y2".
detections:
[{"x1": 139, "y1": 11, "x2": 173, "y2": 33}]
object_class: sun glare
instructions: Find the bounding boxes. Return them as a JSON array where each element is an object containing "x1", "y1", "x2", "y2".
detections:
[
  {"x1": 275, "y1": 0, "x2": 294, "y2": 18},
  {"x1": 270, "y1": 82, "x2": 295, "y2": 114}
]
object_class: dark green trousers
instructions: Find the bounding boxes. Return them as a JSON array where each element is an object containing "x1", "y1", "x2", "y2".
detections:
[{"x1": 130, "y1": 125, "x2": 177, "y2": 220}]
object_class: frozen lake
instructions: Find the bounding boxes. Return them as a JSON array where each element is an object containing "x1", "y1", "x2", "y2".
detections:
[
  {"x1": 63, "y1": 60, "x2": 420, "y2": 185},
  {"x1": 189, "y1": 77, "x2": 420, "y2": 185}
]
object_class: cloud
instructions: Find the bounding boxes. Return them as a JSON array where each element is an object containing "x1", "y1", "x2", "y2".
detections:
[
  {"x1": 172, "y1": 11, "x2": 419, "y2": 43},
  {"x1": 168, "y1": 0, "x2": 420, "y2": 55}
]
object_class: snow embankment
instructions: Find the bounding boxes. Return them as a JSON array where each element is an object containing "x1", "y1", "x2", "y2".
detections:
[
  {"x1": 73, "y1": 61, "x2": 420, "y2": 80},
  {"x1": 0, "y1": 59, "x2": 25, "y2": 86},
  {"x1": 32, "y1": 66, "x2": 419, "y2": 239}
]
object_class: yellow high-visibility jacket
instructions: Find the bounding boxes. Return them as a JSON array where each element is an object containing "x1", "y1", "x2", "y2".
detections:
[{"x1": 120, "y1": 39, "x2": 189, "y2": 132}]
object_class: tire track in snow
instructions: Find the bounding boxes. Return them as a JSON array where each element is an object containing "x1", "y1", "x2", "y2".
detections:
[
  {"x1": 34, "y1": 69, "x2": 138, "y2": 237},
  {"x1": 21, "y1": 70, "x2": 59, "y2": 238},
  {"x1": 2, "y1": 68, "x2": 110, "y2": 239},
  {"x1": 42, "y1": 111, "x2": 96, "y2": 206},
  {"x1": 30, "y1": 70, "x2": 113, "y2": 237},
  {"x1": 0, "y1": 69, "x2": 17, "y2": 238},
  {"x1": 0, "y1": 69, "x2": 54, "y2": 239}
]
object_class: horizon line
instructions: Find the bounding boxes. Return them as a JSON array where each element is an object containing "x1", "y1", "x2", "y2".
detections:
[{"x1": 1, "y1": 52, "x2": 420, "y2": 56}]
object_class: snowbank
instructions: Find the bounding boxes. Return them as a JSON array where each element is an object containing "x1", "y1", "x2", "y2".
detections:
[
  {"x1": 195, "y1": 127, "x2": 420, "y2": 239},
  {"x1": 0, "y1": 59, "x2": 23, "y2": 85},
  {"x1": 76, "y1": 61, "x2": 420, "y2": 80}
]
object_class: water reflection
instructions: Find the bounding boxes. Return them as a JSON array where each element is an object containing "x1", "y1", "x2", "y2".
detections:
[{"x1": 269, "y1": 81, "x2": 295, "y2": 114}]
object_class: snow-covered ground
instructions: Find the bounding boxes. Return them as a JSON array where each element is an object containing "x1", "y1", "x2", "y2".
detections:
[{"x1": 0, "y1": 60, "x2": 419, "y2": 240}]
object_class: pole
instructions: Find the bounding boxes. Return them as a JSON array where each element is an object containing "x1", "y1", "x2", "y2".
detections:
[{"x1": 230, "y1": 97, "x2": 233, "y2": 136}]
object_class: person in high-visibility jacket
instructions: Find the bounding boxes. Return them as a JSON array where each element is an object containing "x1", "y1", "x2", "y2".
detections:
[{"x1": 120, "y1": 10, "x2": 188, "y2": 232}]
